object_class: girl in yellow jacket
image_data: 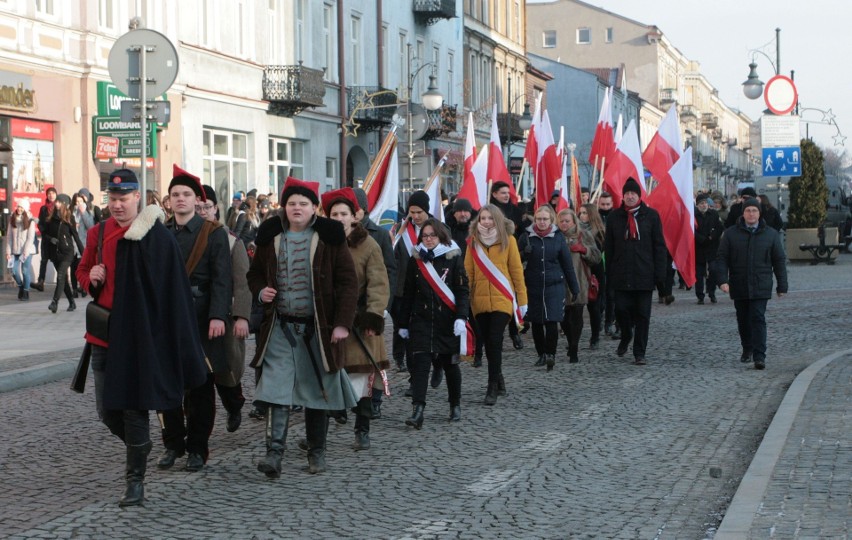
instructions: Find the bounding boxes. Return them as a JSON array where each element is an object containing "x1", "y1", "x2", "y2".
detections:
[{"x1": 464, "y1": 204, "x2": 528, "y2": 406}]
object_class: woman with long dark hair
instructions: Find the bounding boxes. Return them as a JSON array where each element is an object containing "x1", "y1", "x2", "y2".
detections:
[
  {"x1": 397, "y1": 218, "x2": 470, "y2": 427},
  {"x1": 556, "y1": 208, "x2": 601, "y2": 363},
  {"x1": 71, "y1": 192, "x2": 95, "y2": 298},
  {"x1": 44, "y1": 194, "x2": 84, "y2": 313},
  {"x1": 5, "y1": 202, "x2": 37, "y2": 301},
  {"x1": 580, "y1": 203, "x2": 606, "y2": 349},
  {"x1": 464, "y1": 204, "x2": 527, "y2": 405}
]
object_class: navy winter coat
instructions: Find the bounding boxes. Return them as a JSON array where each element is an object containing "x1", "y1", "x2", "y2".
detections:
[
  {"x1": 713, "y1": 219, "x2": 788, "y2": 300},
  {"x1": 604, "y1": 202, "x2": 668, "y2": 291},
  {"x1": 520, "y1": 225, "x2": 579, "y2": 323}
]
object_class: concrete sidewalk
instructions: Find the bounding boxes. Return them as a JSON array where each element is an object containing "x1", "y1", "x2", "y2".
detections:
[{"x1": 716, "y1": 349, "x2": 852, "y2": 538}]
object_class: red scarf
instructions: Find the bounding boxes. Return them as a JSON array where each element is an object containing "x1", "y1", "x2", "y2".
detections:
[
  {"x1": 533, "y1": 224, "x2": 551, "y2": 238},
  {"x1": 625, "y1": 202, "x2": 640, "y2": 240}
]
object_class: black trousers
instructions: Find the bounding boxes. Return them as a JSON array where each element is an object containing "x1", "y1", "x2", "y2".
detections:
[
  {"x1": 159, "y1": 373, "x2": 216, "y2": 461},
  {"x1": 734, "y1": 298, "x2": 768, "y2": 360},
  {"x1": 91, "y1": 345, "x2": 150, "y2": 447},
  {"x1": 586, "y1": 298, "x2": 602, "y2": 342},
  {"x1": 695, "y1": 259, "x2": 716, "y2": 300},
  {"x1": 475, "y1": 312, "x2": 511, "y2": 384},
  {"x1": 51, "y1": 257, "x2": 74, "y2": 304},
  {"x1": 215, "y1": 382, "x2": 245, "y2": 415},
  {"x1": 560, "y1": 305, "x2": 585, "y2": 357},
  {"x1": 37, "y1": 249, "x2": 49, "y2": 282},
  {"x1": 409, "y1": 352, "x2": 461, "y2": 407},
  {"x1": 531, "y1": 321, "x2": 559, "y2": 355},
  {"x1": 614, "y1": 290, "x2": 653, "y2": 358}
]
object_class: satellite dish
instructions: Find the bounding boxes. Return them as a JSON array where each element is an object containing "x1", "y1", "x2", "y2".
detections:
[{"x1": 395, "y1": 103, "x2": 428, "y2": 142}]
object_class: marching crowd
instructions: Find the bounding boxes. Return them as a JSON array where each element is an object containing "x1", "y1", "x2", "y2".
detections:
[{"x1": 6, "y1": 166, "x2": 786, "y2": 507}]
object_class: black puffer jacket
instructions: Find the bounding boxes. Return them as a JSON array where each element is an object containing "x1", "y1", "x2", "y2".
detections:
[
  {"x1": 694, "y1": 208, "x2": 723, "y2": 264},
  {"x1": 713, "y1": 219, "x2": 788, "y2": 300},
  {"x1": 44, "y1": 215, "x2": 83, "y2": 262},
  {"x1": 604, "y1": 202, "x2": 667, "y2": 291},
  {"x1": 398, "y1": 243, "x2": 470, "y2": 355}
]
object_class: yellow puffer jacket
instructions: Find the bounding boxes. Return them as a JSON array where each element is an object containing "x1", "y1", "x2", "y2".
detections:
[{"x1": 464, "y1": 236, "x2": 528, "y2": 316}]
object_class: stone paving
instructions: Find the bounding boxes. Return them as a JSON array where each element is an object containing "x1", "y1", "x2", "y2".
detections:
[{"x1": 0, "y1": 256, "x2": 849, "y2": 539}]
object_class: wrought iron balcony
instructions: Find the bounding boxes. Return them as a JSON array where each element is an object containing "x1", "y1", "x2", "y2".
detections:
[
  {"x1": 263, "y1": 64, "x2": 326, "y2": 117},
  {"x1": 346, "y1": 87, "x2": 398, "y2": 132},
  {"x1": 701, "y1": 113, "x2": 719, "y2": 128},
  {"x1": 424, "y1": 103, "x2": 457, "y2": 139},
  {"x1": 413, "y1": 0, "x2": 456, "y2": 25},
  {"x1": 496, "y1": 112, "x2": 527, "y2": 143},
  {"x1": 680, "y1": 104, "x2": 697, "y2": 118},
  {"x1": 659, "y1": 88, "x2": 676, "y2": 104}
]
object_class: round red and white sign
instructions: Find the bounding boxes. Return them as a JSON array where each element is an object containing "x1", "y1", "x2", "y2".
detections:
[{"x1": 763, "y1": 75, "x2": 798, "y2": 115}]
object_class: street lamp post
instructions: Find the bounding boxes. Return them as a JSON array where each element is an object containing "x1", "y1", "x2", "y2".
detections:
[
  {"x1": 742, "y1": 27, "x2": 780, "y2": 100},
  {"x1": 504, "y1": 76, "x2": 533, "y2": 169},
  {"x1": 406, "y1": 44, "x2": 443, "y2": 193}
]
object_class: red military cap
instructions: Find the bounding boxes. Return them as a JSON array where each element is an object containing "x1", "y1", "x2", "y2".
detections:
[
  {"x1": 321, "y1": 187, "x2": 359, "y2": 217},
  {"x1": 280, "y1": 176, "x2": 320, "y2": 205},
  {"x1": 169, "y1": 164, "x2": 206, "y2": 202}
]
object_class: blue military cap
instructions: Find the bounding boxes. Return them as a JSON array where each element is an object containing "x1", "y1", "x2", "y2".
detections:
[{"x1": 107, "y1": 169, "x2": 139, "y2": 192}]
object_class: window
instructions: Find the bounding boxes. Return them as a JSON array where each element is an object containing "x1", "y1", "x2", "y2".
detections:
[
  {"x1": 514, "y1": 1, "x2": 521, "y2": 42},
  {"x1": 269, "y1": 0, "x2": 284, "y2": 64},
  {"x1": 325, "y1": 158, "x2": 337, "y2": 191},
  {"x1": 398, "y1": 32, "x2": 408, "y2": 94},
  {"x1": 542, "y1": 30, "x2": 556, "y2": 48},
  {"x1": 98, "y1": 0, "x2": 117, "y2": 30},
  {"x1": 381, "y1": 24, "x2": 389, "y2": 87},
  {"x1": 322, "y1": 4, "x2": 336, "y2": 81},
  {"x1": 237, "y1": 0, "x2": 246, "y2": 56},
  {"x1": 36, "y1": 0, "x2": 54, "y2": 16},
  {"x1": 350, "y1": 15, "x2": 362, "y2": 85},
  {"x1": 200, "y1": 0, "x2": 216, "y2": 48},
  {"x1": 203, "y1": 129, "x2": 248, "y2": 217},
  {"x1": 605, "y1": 27, "x2": 614, "y2": 43},
  {"x1": 267, "y1": 139, "x2": 305, "y2": 197},
  {"x1": 577, "y1": 27, "x2": 591, "y2": 44},
  {"x1": 416, "y1": 38, "x2": 425, "y2": 96},
  {"x1": 295, "y1": 0, "x2": 305, "y2": 62},
  {"x1": 447, "y1": 51, "x2": 454, "y2": 105}
]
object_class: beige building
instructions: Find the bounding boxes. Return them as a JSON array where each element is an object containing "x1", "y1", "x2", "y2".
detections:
[{"x1": 527, "y1": 0, "x2": 756, "y2": 193}]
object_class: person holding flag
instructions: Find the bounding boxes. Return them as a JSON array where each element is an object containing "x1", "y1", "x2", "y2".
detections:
[
  {"x1": 397, "y1": 218, "x2": 470, "y2": 428},
  {"x1": 464, "y1": 204, "x2": 527, "y2": 406}
]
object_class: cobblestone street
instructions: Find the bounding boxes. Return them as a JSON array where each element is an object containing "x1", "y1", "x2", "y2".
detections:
[{"x1": 0, "y1": 257, "x2": 849, "y2": 539}]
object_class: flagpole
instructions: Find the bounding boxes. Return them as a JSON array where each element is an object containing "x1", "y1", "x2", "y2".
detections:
[
  {"x1": 362, "y1": 125, "x2": 398, "y2": 195},
  {"x1": 515, "y1": 159, "x2": 528, "y2": 198},
  {"x1": 591, "y1": 156, "x2": 606, "y2": 202}
]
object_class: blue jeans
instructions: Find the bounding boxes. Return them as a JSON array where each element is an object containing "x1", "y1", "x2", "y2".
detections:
[{"x1": 11, "y1": 254, "x2": 33, "y2": 290}]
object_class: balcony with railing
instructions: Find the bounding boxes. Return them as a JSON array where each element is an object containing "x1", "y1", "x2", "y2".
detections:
[
  {"x1": 413, "y1": 0, "x2": 456, "y2": 25},
  {"x1": 262, "y1": 63, "x2": 326, "y2": 117},
  {"x1": 346, "y1": 87, "x2": 398, "y2": 132},
  {"x1": 424, "y1": 103, "x2": 457, "y2": 139},
  {"x1": 659, "y1": 88, "x2": 676, "y2": 105},
  {"x1": 496, "y1": 112, "x2": 527, "y2": 143},
  {"x1": 680, "y1": 104, "x2": 697, "y2": 119},
  {"x1": 701, "y1": 113, "x2": 719, "y2": 128}
]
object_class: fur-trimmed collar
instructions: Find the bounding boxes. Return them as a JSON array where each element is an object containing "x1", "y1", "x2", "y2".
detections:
[
  {"x1": 125, "y1": 204, "x2": 165, "y2": 241},
  {"x1": 411, "y1": 240, "x2": 461, "y2": 260},
  {"x1": 255, "y1": 212, "x2": 346, "y2": 247},
  {"x1": 346, "y1": 222, "x2": 368, "y2": 248}
]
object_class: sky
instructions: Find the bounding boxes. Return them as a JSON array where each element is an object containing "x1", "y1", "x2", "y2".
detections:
[{"x1": 528, "y1": 0, "x2": 850, "y2": 153}]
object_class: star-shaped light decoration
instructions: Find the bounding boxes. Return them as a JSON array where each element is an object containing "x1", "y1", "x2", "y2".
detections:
[
  {"x1": 342, "y1": 117, "x2": 361, "y2": 138},
  {"x1": 833, "y1": 131, "x2": 846, "y2": 146},
  {"x1": 821, "y1": 108, "x2": 836, "y2": 124}
]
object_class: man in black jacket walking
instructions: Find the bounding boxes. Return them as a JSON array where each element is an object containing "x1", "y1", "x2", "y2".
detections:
[
  {"x1": 694, "y1": 193, "x2": 723, "y2": 304},
  {"x1": 714, "y1": 198, "x2": 787, "y2": 370},
  {"x1": 604, "y1": 178, "x2": 667, "y2": 365}
]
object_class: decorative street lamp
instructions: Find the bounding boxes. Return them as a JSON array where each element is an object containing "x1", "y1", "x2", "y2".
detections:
[
  {"x1": 742, "y1": 27, "x2": 780, "y2": 100},
  {"x1": 406, "y1": 44, "x2": 443, "y2": 192}
]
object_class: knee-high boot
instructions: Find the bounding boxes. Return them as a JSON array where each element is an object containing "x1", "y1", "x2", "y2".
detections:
[
  {"x1": 119, "y1": 441, "x2": 152, "y2": 507},
  {"x1": 257, "y1": 405, "x2": 289, "y2": 478},
  {"x1": 354, "y1": 397, "x2": 371, "y2": 450},
  {"x1": 305, "y1": 408, "x2": 328, "y2": 474}
]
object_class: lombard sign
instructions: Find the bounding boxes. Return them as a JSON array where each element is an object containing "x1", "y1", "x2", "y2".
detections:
[
  {"x1": 91, "y1": 116, "x2": 157, "y2": 159},
  {"x1": 97, "y1": 81, "x2": 167, "y2": 119}
]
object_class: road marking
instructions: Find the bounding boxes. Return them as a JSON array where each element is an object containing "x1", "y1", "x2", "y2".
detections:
[
  {"x1": 573, "y1": 403, "x2": 610, "y2": 419},
  {"x1": 397, "y1": 519, "x2": 455, "y2": 539},
  {"x1": 465, "y1": 468, "x2": 519, "y2": 494}
]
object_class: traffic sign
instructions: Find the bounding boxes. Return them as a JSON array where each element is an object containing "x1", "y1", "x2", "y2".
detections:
[
  {"x1": 108, "y1": 29, "x2": 179, "y2": 99},
  {"x1": 764, "y1": 75, "x2": 798, "y2": 116},
  {"x1": 761, "y1": 146, "x2": 801, "y2": 177},
  {"x1": 760, "y1": 115, "x2": 800, "y2": 147}
]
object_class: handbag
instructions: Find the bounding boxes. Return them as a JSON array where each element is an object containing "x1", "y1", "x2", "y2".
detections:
[
  {"x1": 85, "y1": 223, "x2": 111, "y2": 341},
  {"x1": 583, "y1": 261, "x2": 599, "y2": 302}
]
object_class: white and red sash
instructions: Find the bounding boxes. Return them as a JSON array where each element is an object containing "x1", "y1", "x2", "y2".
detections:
[
  {"x1": 394, "y1": 221, "x2": 419, "y2": 255},
  {"x1": 469, "y1": 242, "x2": 524, "y2": 326},
  {"x1": 414, "y1": 257, "x2": 475, "y2": 355}
]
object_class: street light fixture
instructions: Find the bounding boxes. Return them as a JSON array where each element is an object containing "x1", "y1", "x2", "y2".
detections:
[
  {"x1": 405, "y1": 44, "x2": 443, "y2": 192},
  {"x1": 505, "y1": 75, "x2": 533, "y2": 169},
  {"x1": 742, "y1": 27, "x2": 780, "y2": 100}
]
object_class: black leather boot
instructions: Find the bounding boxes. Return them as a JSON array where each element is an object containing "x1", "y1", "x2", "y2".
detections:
[
  {"x1": 354, "y1": 413, "x2": 370, "y2": 451},
  {"x1": 32, "y1": 280, "x2": 44, "y2": 292},
  {"x1": 21, "y1": 290, "x2": 29, "y2": 301},
  {"x1": 496, "y1": 374, "x2": 507, "y2": 396},
  {"x1": 305, "y1": 408, "x2": 328, "y2": 474},
  {"x1": 67, "y1": 299, "x2": 76, "y2": 312},
  {"x1": 257, "y1": 406, "x2": 289, "y2": 478},
  {"x1": 546, "y1": 353, "x2": 556, "y2": 372},
  {"x1": 17, "y1": 287, "x2": 23, "y2": 300},
  {"x1": 448, "y1": 404, "x2": 461, "y2": 422},
  {"x1": 405, "y1": 403, "x2": 425, "y2": 430},
  {"x1": 483, "y1": 381, "x2": 498, "y2": 406},
  {"x1": 48, "y1": 300, "x2": 58, "y2": 313},
  {"x1": 534, "y1": 353, "x2": 546, "y2": 367},
  {"x1": 119, "y1": 441, "x2": 152, "y2": 507}
]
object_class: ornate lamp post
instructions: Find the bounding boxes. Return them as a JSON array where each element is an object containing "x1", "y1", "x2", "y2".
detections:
[{"x1": 406, "y1": 44, "x2": 443, "y2": 192}]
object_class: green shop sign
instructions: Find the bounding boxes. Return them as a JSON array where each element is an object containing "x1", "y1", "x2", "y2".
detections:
[{"x1": 91, "y1": 116, "x2": 157, "y2": 159}]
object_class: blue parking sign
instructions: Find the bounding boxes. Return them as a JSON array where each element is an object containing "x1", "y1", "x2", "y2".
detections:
[{"x1": 761, "y1": 146, "x2": 801, "y2": 177}]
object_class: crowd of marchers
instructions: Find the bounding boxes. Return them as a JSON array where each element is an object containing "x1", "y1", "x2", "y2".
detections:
[{"x1": 43, "y1": 166, "x2": 785, "y2": 508}]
